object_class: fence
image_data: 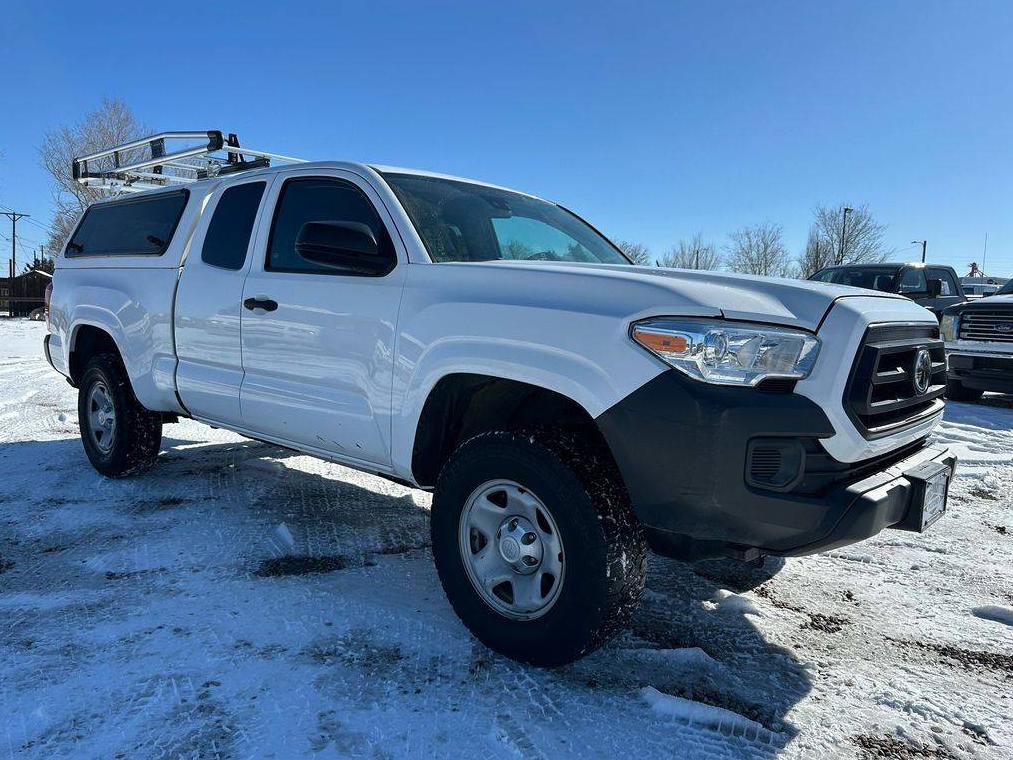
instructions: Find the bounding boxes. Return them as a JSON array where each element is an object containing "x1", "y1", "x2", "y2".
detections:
[{"x1": 1, "y1": 271, "x2": 48, "y2": 317}]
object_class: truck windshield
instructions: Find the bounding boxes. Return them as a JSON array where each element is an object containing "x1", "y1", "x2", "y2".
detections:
[
  {"x1": 811, "y1": 267, "x2": 900, "y2": 292},
  {"x1": 380, "y1": 172, "x2": 629, "y2": 265},
  {"x1": 997, "y1": 280, "x2": 1013, "y2": 296}
]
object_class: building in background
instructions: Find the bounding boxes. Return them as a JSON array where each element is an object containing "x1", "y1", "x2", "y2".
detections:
[{"x1": 1, "y1": 268, "x2": 50, "y2": 317}]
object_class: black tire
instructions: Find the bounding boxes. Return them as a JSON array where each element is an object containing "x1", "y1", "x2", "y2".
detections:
[
  {"x1": 431, "y1": 429, "x2": 646, "y2": 666},
  {"x1": 945, "y1": 379, "x2": 983, "y2": 402},
  {"x1": 77, "y1": 352, "x2": 163, "y2": 477}
]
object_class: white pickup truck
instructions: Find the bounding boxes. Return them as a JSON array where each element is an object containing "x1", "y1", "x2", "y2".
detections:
[{"x1": 45, "y1": 132, "x2": 956, "y2": 665}]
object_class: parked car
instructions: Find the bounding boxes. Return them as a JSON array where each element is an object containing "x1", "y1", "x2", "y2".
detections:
[
  {"x1": 961, "y1": 281, "x2": 1000, "y2": 300},
  {"x1": 45, "y1": 131, "x2": 956, "y2": 666},
  {"x1": 940, "y1": 278, "x2": 1013, "y2": 401},
  {"x1": 809, "y1": 263, "x2": 965, "y2": 315}
]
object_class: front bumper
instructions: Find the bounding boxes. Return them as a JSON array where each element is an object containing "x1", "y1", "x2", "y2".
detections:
[
  {"x1": 947, "y1": 350, "x2": 1013, "y2": 394},
  {"x1": 595, "y1": 369, "x2": 956, "y2": 559}
]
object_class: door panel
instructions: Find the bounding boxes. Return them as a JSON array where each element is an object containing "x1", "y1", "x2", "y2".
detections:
[
  {"x1": 239, "y1": 171, "x2": 404, "y2": 467},
  {"x1": 175, "y1": 179, "x2": 270, "y2": 425}
]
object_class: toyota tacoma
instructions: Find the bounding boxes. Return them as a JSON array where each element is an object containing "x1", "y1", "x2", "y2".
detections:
[{"x1": 44, "y1": 131, "x2": 957, "y2": 665}]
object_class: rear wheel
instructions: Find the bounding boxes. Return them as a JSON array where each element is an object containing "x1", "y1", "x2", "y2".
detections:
[
  {"x1": 945, "y1": 379, "x2": 983, "y2": 402},
  {"x1": 431, "y1": 429, "x2": 646, "y2": 666},
  {"x1": 78, "y1": 353, "x2": 163, "y2": 477}
]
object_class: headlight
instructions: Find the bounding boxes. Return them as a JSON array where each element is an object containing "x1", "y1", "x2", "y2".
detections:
[
  {"x1": 631, "y1": 317, "x2": 820, "y2": 386},
  {"x1": 940, "y1": 314, "x2": 959, "y2": 342}
]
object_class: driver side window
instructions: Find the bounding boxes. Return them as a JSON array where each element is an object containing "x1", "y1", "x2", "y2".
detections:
[
  {"x1": 927, "y1": 267, "x2": 957, "y2": 296},
  {"x1": 266, "y1": 177, "x2": 394, "y2": 275},
  {"x1": 491, "y1": 216, "x2": 595, "y2": 262},
  {"x1": 897, "y1": 268, "x2": 927, "y2": 293}
]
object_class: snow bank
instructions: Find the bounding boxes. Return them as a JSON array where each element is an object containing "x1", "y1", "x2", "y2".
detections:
[
  {"x1": 972, "y1": 606, "x2": 1013, "y2": 627},
  {"x1": 704, "y1": 588, "x2": 763, "y2": 616},
  {"x1": 639, "y1": 686, "x2": 777, "y2": 743}
]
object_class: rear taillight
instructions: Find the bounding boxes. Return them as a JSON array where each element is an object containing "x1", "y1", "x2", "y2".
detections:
[{"x1": 44, "y1": 282, "x2": 53, "y2": 329}]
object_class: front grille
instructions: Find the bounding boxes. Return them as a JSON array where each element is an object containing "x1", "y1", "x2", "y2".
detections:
[
  {"x1": 843, "y1": 324, "x2": 946, "y2": 439},
  {"x1": 958, "y1": 309, "x2": 1013, "y2": 342}
]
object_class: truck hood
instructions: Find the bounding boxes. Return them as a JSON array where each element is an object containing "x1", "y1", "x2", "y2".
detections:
[
  {"x1": 946, "y1": 293, "x2": 1013, "y2": 316},
  {"x1": 975, "y1": 294, "x2": 1013, "y2": 306},
  {"x1": 476, "y1": 261, "x2": 913, "y2": 332}
]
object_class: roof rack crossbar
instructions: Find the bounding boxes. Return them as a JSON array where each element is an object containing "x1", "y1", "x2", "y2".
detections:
[
  {"x1": 220, "y1": 144, "x2": 306, "y2": 164},
  {"x1": 75, "y1": 131, "x2": 220, "y2": 165},
  {"x1": 72, "y1": 130, "x2": 306, "y2": 194}
]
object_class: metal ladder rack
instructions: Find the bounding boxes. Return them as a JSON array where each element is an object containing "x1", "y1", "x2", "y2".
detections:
[{"x1": 72, "y1": 130, "x2": 306, "y2": 194}]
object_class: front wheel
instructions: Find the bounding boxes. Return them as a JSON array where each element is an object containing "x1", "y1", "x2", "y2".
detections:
[
  {"x1": 945, "y1": 379, "x2": 983, "y2": 402},
  {"x1": 431, "y1": 429, "x2": 646, "y2": 666},
  {"x1": 78, "y1": 353, "x2": 163, "y2": 477}
]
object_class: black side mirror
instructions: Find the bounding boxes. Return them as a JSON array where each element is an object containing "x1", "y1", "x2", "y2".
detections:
[
  {"x1": 927, "y1": 278, "x2": 943, "y2": 297},
  {"x1": 295, "y1": 221, "x2": 393, "y2": 276}
]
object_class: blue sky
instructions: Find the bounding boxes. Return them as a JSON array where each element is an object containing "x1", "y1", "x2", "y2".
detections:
[{"x1": 1, "y1": 1, "x2": 1011, "y2": 276}]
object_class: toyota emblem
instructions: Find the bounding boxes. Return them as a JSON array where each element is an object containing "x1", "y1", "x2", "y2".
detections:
[{"x1": 912, "y1": 348, "x2": 932, "y2": 395}]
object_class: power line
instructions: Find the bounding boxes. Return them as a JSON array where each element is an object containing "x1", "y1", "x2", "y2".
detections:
[
  {"x1": 2, "y1": 210, "x2": 30, "y2": 318},
  {"x1": 0, "y1": 200, "x2": 61, "y2": 240}
]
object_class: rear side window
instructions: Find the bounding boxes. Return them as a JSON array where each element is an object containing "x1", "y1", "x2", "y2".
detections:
[
  {"x1": 201, "y1": 182, "x2": 266, "y2": 270},
  {"x1": 66, "y1": 190, "x2": 189, "y2": 257}
]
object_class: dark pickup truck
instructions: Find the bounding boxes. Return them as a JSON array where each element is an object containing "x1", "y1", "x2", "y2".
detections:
[
  {"x1": 940, "y1": 279, "x2": 1013, "y2": 400},
  {"x1": 810, "y1": 263, "x2": 965, "y2": 316}
]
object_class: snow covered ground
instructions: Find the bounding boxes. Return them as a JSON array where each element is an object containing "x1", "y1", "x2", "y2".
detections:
[{"x1": 1, "y1": 318, "x2": 1010, "y2": 759}]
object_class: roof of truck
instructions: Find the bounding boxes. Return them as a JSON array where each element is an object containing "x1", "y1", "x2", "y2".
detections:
[
  {"x1": 85, "y1": 160, "x2": 543, "y2": 207},
  {"x1": 72, "y1": 131, "x2": 545, "y2": 203},
  {"x1": 816, "y1": 262, "x2": 955, "y2": 271}
]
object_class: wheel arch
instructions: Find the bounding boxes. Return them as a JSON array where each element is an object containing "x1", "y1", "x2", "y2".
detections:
[
  {"x1": 68, "y1": 322, "x2": 123, "y2": 386},
  {"x1": 409, "y1": 373, "x2": 619, "y2": 488}
]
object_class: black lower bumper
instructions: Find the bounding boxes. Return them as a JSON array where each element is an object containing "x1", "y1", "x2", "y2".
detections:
[
  {"x1": 595, "y1": 369, "x2": 956, "y2": 559},
  {"x1": 948, "y1": 352, "x2": 1013, "y2": 394}
]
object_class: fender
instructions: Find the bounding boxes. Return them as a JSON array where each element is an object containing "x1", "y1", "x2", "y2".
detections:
[
  {"x1": 58, "y1": 272, "x2": 184, "y2": 414},
  {"x1": 389, "y1": 268, "x2": 669, "y2": 481},
  {"x1": 391, "y1": 350, "x2": 646, "y2": 483}
]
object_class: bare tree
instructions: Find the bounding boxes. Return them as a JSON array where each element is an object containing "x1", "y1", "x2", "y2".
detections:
[
  {"x1": 616, "y1": 240, "x2": 653, "y2": 266},
  {"x1": 811, "y1": 203, "x2": 889, "y2": 267},
  {"x1": 797, "y1": 225, "x2": 837, "y2": 278},
  {"x1": 725, "y1": 222, "x2": 794, "y2": 277},
  {"x1": 658, "y1": 233, "x2": 721, "y2": 270},
  {"x1": 22, "y1": 256, "x2": 56, "y2": 275},
  {"x1": 39, "y1": 98, "x2": 148, "y2": 254}
]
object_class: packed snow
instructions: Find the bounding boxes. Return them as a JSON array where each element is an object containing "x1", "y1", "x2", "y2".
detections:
[{"x1": 0, "y1": 318, "x2": 1010, "y2": 759}]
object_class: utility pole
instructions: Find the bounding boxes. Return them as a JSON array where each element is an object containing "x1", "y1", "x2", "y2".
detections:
[
  {"x1": 3, "y1": 211, "x2": 29, "y2": 274},
  {"x1": 982, "y1": 233, "x2": 988, "y2": 275},
  {"x1": 911, "y1": 240, "x2": 927, "y2": 263},
  {"x1": 2, "y1": 211, "x2": 29, "y2": 318},
  {"x1": 838, "y1": 206, "x2": 852, "y2": 265}
]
